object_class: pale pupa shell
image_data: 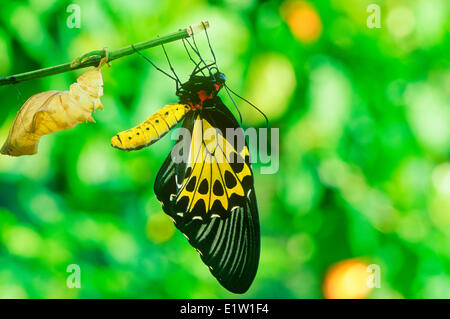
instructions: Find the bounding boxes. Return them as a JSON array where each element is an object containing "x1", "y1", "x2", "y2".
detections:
[{"x1": 1, "y1": 67, "x2": 104, "y2": 156}]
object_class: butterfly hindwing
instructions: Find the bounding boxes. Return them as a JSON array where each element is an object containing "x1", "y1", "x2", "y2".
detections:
[{"x1": 154, "y1": 97, "x2": 260, "y2": 293}]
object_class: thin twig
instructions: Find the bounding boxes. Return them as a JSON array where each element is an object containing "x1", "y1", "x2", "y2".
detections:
[{"x1": 0, "y1": 21, "x2": 209, "y2": 86}]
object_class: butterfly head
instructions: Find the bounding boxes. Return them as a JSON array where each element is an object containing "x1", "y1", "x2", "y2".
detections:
[
  {"x1": 211, "y1": 71, "x2": 226, "y2": 94},
  {"x1": 215, "y1": 72, "x2": 226, "y2": 85},
  {"x1": 177, "y1": 70, "x2": 227, "y2": 109}
]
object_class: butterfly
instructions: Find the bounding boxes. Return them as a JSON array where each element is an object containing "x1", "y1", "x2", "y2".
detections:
[{"x1": 111, "y1": 25, "x2": 262, "y2": 293}]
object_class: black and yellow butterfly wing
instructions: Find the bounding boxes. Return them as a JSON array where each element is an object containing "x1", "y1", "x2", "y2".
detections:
[{"x1": 155, "y1": 97, "x2": 260, "y2": 293}]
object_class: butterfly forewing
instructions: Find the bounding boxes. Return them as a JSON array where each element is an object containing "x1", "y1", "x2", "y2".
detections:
[
  {"x1": 174, "y1": 116, "x2": 252, "y2": 219},
  {"x1": 154, "y1": 97, "x2": 260, "y2": 293}
]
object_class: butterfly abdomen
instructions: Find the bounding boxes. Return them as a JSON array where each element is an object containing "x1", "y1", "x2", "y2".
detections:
[{"x1": 111, "y1": 103, "x2": 190, "y2": 151}]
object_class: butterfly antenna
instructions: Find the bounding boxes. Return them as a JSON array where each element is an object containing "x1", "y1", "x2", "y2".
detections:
[
  {"x1": 224, "y1": 85, "x2": 243, "y2": 124},
  {"x1": 190, "y1": 28, "x2": 215, "y2": 79},
  {"x1": 184, "y1": 37, "x2": 217, "y2": 78},
  {"x1": 131, "y1": 44, "x2": 179, "y2": 83},
  {"x1": 182, "y1": 38, "x2": 205, "y2": 76},
  {"x1": 225, "y1": 84, "x2": 269, "y2": 129},
  {"x1": 160, "y1": 41, "x2": 182, "y2": 87},
  {"x1": 192, "y1": 62, "x2": 217, "y2": 77},
  {"x1": 184, "y1": 37, "x2": 200, "y2": 57},
  {"x1": 183, "y1": 38, "x2": 206, "y2": 76},
  {"x1": 184, "y1": 38, "x2": 204, "y2": 75},
  {"x1": 202, "y1": 21, "x2": 217, "y2": 67}
]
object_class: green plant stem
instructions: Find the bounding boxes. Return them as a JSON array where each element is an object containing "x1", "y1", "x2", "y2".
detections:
[{"x1": 0, "y1": 21, "x2": 209, "y2": 86}]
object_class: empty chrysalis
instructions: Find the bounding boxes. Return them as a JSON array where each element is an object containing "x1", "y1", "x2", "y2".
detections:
[{"x1": 0, "y1": 56, "x2": 108, "y2": 156}]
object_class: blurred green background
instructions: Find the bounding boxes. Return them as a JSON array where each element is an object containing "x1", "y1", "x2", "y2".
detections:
[{"x1": 0, "y1": 0, "x2": 449, "y2": 298}]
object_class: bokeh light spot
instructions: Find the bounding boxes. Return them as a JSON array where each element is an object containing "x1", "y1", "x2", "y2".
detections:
[
  {"x1": 386, "y1": 7, "x2": 416, "y2": 38},
  {"x1": 77, "y1": 138, "x2": 121, "y2": 185},
  {"x1": 2, "y1": 226, "x2": 43, "y2": 258},
  {"x1": 245, "y1": 53, "x2": 296, "y2": 124},
  {"x1": 323, "y1": 259, "x2": 371, "y2": 299},
  {"x1": 281, "y1": 1, "x2": 322, "y2": 43},
  {"x1": 432, "y1": 162, "x2": 450, "y2": 197},
  {"x1": 404, "y1": 82, "x2": 449, "y2": 156},
  {"x1": 146, "y1": 211, "x2": 175, "y2": 244},
  {"x1": 287, "y1": 233, "x2": 315, "y2": 262},
  {"x1": 396, "y1": 212, "x2": 429, "y2": 242}
]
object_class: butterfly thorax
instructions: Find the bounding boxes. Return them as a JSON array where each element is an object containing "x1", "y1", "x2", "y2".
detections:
[{"x1": 177, "y1": 72, "x2": 226, "y2": 110}]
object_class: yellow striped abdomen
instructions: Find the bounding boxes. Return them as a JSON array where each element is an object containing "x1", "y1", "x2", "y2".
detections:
[{"x1": 111, "y1": 103, "x2": 190, "y2": 151}]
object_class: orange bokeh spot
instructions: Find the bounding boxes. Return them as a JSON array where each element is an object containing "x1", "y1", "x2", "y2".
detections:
[
  {"x1": 323, "y1": 259, "x2": 372, "y2": 299},
  {"x1": 281, "y1": 1, "x2": 322, "y2": 43}
]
